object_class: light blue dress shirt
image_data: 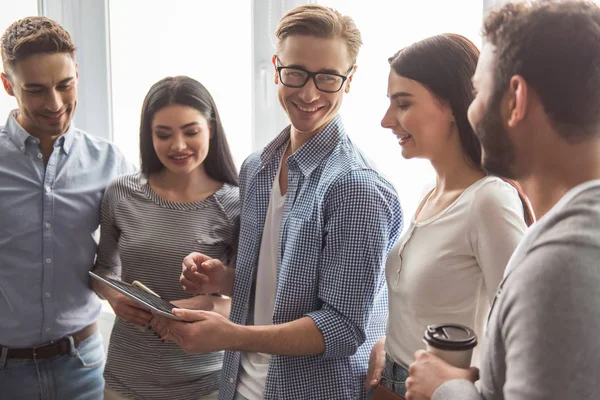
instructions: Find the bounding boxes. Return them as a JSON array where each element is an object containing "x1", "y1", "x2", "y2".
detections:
[{"x1": 0, "y1": 111, "x2": 134, "y2": 348}]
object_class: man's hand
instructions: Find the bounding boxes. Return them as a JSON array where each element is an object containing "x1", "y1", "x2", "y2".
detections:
[
  {"x1": 365, "y1": 337, "x2": 387, "y2": 390},
  {"x1": 406, "y1": 350, "x2": 479, "y2": 400},
  {"x1": 180, "y1": 252, "x2": 226, "y2": 294},
  {"x1": 150, "y1": 309, "x2": 240, "y2": 353},
  {"x1": 104, "y1": 288, "x2": 153, "y2": 327}
]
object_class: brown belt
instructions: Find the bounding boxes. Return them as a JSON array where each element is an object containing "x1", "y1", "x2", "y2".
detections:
[{"x1": 5, "y1": 322, "x2": 97, "y2": 360}]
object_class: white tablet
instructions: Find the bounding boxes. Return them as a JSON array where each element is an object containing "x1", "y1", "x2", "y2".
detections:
[{"x1": 89, "y1": 271, "x2": 183, "y2": 321}]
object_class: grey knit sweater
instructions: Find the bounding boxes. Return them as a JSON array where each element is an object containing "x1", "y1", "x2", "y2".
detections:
[{"x1": 433, "y1": 180, "x2": 600, "y2": 400}]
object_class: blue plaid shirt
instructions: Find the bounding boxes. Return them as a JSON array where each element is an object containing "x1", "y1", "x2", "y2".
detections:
[{"x1": 220, "y1": 117, "x2": 403, "y2": 400}]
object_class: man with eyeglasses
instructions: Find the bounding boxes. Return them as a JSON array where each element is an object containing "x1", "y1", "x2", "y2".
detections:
[{"x1": 151, "y1": 4, "x2": 402, "y2": 400}]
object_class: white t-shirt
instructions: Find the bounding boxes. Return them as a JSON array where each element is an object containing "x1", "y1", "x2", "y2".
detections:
[
  {"x1": 237, "y1": 158, "x2": 286, "y2": 400},
  {"x1": 384, "y1": 176, "x2": 527, "y2": 367}
]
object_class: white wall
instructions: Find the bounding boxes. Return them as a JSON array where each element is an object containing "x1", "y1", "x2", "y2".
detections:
[{"x1": 0, "y1": 0, "x2": 495, "y2": 351}]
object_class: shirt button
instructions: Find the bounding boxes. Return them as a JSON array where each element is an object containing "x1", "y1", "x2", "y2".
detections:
[
  {"x1": 45, "y1": 292, "x2": 52, "y2": 298},
  {"x1": 45, "y1": 327, "x2": 51, "y2": 333},
  {"x1": 244, "y1": 303, "x2": 249, "y2": 309},
  {"x1": 45, "y1": 258, "x2": 52, "y2": 264},
  {"x1": 45, "y1": 186, "x2": 51, "y2": 193},
  {"x1": 45, "y1": 223, "x2": 52, "y2": 229},
  {"x1": 37, "y1": 153, "x2": 43, "y2": 159},
  {"x1": 229, "y1": 377, "x2": 234, "y2": 384},
  {"x1": 20, "y1": 146, "x2": 25, "y2": 151}
]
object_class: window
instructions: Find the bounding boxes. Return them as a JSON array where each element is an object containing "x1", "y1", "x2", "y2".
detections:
[
  {"x1": 108, "y1": 0, "x2": 252, "y2": 167},
  {"x1": 318, "y1": 0, "x2": 483, "y2": 223},
  {"x1": 0, "y1": 1, "x2": 39, "y2": 120}
]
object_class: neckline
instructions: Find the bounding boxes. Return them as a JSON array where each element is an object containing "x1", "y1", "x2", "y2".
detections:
[
  {"x1": 412, "y1": 176, "x2": 491, "y2": 226},
  {"x1": 139, "y1": 173, "x2": 227, "y2": 211}
]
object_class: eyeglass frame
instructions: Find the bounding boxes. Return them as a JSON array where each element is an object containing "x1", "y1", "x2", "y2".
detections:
[{"x1": 275, "y1": 56, "x2": 355, "y2": 93}]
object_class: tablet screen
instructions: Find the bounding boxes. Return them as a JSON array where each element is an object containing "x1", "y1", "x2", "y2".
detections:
[{"x1": 90, "y1": 272, "x2": 181, "y2": 320}]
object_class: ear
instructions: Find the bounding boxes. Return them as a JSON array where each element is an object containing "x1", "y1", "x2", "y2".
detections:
[
  {"x1": 1, "y1": 73, "x2": 14, "y2": 96},
  {"x1": 344, "y1": 65, "x2": 357, "y2": 94},
  {"x1": 507, "y1": 75, "x2": 528, "y2": 128},
  {"x1": 272, "y1": 54, "x2": 279, "y2": 84}
]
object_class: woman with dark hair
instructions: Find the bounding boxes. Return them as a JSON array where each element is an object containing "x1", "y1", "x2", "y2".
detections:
[
  {"x1": 366, "y1": 34, "x2": 532, "y2": 398},
  {"x1": 92, "y1": 76, "x2": 239, "y2": 400}
]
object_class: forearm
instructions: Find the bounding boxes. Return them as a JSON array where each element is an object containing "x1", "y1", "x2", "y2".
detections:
[
  {"x1": 231, "y1": 316, "x2": 325, "y2": 356},
  {"x1": 176, "y1": 295, "x2": 231, "y2": 318}
]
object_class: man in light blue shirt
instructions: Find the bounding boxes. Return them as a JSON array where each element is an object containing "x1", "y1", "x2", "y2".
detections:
[{"x1": 0, "y1": 16, "x2": 132, "y2": 399}]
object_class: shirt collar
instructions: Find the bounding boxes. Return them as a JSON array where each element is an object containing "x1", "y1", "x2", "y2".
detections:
[
  {"x1": 260, "y1": 115, "x2": 345, "y2": 176},
  {"x1": 4, "y1": 110, "x2": 75, "y2": 154},
  {"x1": 5, "y1": 110, "x2": 31, "y2": 151}
]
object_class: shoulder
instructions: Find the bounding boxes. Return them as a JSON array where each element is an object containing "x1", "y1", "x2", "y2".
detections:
[
  {"x1": 503, "y1": 185, "x2": 600, "y2": 302},
  {"x1": 470, "y1": 176, "x2": 521, "y2": 209},
  {"x1": 329, "y1": 168, "x2": 397, "y2": 198},
  {"x1": 104, "y1": 172, "x2": 143, "y2": 203},
  {"x1": 322, "y1": 136, "x2": 381, "y2": 176},
  {"x1": 74, "y1": 129, "x2": 134, "y2": 172},
  {"x1": 531, "y1": 184, "x2": 600, "y2": 251},
  {"x1": 320, "y1": 136, "x2": 395, "y2": 192},
  {"x1": 324, "y1": 168, "x2": 401, "y2": 221},
  {"x1": 240, "y1": 151, "x2": 262, "y2": 178},
  {"x1": 466, "y1": 176, "x2": 526, "y2": 235},
  {"x1": 213, "y1": 183, "x2": 240, "y2": 221},
  {"x1": 74, "y1": 129, "x2": 120, "y2": 153},
  {"x1": 466, "y1": 176, "x2": 524, "y2": 223},
  {"x1": 500, "y1": 234, "x2": 600, "y2": 326}
]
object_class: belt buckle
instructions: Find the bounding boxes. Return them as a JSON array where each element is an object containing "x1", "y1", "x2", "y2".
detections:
[{"x1": 31, "y1": 340, "x2": 57, "y2": 359}]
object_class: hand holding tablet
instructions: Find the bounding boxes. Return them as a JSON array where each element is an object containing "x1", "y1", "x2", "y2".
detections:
[{"x1": 90, "y1": 271, "x2": 183, "y2": 321}]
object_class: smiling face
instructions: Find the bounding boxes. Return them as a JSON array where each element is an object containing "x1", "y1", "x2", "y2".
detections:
[
  {"x1": 381, "y1": 69, "x2": 456, "y2": 161},
  {"x1": 1, "y1": 52, "x2": 78, "y2": 138},
  {"x1": 151, "y1": 104, "x2": 211, "y2": 176},
  {"x1": 274, "y1": 35, "x2": 355, "y2": 139}
]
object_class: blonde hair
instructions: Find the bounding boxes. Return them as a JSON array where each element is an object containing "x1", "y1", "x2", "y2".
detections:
[{"x1": 275, "y1": 4, "x2": 362, "y2": 65}]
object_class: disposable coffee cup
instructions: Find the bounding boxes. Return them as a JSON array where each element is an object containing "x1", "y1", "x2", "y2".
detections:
[{"x1": 423, "y1": 323, "x2": 477, "y2": 369}]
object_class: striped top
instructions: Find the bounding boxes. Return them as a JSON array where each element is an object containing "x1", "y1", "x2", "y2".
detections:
[{"x1": 93, "y1": 172, "x2": 240, "y2": 399}]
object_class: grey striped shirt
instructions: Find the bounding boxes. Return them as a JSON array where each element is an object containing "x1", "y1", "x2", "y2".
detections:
[{"x1": 94, "y1": 172, "x2": 239, "y2": 399}]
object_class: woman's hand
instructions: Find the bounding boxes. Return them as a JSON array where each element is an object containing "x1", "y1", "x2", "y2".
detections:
[
  {"x1": 180, "y1": 252, "x2": 226, "y2": 294},
  {"x1": 104, "y1": 286, "x2": 153, "y2": 327},
  {"x1": 365, "y1": 337, "x2": 387, "y2": 389}
]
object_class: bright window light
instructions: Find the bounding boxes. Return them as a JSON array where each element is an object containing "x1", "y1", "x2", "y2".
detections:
[
  {"x1": 318, "y1": 0, "x2": 483, "y2": 225},
  {"x1": 108, "y1": 0, "x2": 252, "y2": 168}
]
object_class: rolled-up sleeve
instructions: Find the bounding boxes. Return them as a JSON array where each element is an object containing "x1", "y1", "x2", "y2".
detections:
[{"x1": 306, "y1": 169, "x2": 402, "y2": 358}]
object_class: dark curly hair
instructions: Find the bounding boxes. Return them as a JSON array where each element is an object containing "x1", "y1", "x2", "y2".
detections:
[
  {"x1": 1, "y1": 16, "x2": 75, "y2": 75},
  {"x1": 483, "y1": 0, "x2": 600, "y2": 141}
]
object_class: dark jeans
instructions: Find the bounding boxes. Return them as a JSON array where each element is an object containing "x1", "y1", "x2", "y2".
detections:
[{"x1": 380, "y1": 353, "x2": 409, "y2": 398}]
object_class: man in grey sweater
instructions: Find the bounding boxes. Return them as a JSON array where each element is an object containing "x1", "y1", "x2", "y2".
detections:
[{"x1": 404, "y1": 1, "x2": 600, "y2": 400}]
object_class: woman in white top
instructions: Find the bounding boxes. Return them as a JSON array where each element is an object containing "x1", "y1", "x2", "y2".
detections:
[{"x1": 366, "y1": 34, "x2": 533, "y2": 398}]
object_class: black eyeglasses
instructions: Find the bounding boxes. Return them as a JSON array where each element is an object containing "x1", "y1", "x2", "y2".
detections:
[{"x1": 275, "y1": 57, "x2": 354, "y2": 93}]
